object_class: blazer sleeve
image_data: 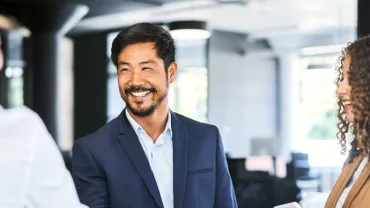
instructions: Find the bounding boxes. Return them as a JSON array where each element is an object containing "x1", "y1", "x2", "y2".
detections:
[
  {"x1": 72, "y1": 140, "x2": 109, "y2": 208},
  {"x1": 214, "y1": 126, "x2": 238, "y2": 208}
]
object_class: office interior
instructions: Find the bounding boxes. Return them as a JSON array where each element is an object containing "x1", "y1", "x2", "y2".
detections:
[{"x1": 0, "y1": 0, "x2": 369, "y2": 207}]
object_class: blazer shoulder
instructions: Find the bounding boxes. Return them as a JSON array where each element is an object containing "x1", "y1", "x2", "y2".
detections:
[
  {"x1": 74, "y1": 116, "x2": 119, "y2": 147},
  {"x1": 175, "y1": 113, "x2": 219, "y2": 134}
]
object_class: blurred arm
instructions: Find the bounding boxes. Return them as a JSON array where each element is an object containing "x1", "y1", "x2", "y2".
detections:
[
  {"x1": 26, "y1": 126, "x2": 88, "y2": 208},
  {"x1": 214, "y1": 126, "x2": 238, "y2": 208},
  {"x1": 72, "y1": 140, "x2": 109, "y2": 208}
]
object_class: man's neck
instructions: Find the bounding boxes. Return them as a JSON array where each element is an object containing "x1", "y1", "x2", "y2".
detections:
[{"x1": 128, "y1": 103, "x2": 169, "y2": 142}]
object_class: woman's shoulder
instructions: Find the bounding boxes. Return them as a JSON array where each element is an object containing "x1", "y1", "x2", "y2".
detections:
[{"x1": 0, "y1": 106, "x2": 48, "y2": 141}]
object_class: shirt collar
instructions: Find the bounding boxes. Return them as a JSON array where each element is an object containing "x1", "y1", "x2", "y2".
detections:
[{"x1": 125, "y1": 109, "x2": 172, "y2": 138}]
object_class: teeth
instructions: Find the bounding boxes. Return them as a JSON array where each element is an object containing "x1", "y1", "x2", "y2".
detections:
[
  {"x1": 343, "y1": 101, "x2": 352, "y2": 106},
  {"x1": 131, "y1": 91, "x2": 149, "y2": 97}
]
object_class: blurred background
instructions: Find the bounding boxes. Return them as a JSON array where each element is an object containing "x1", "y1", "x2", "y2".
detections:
[{"x1": 0, "y1": 0, "x2": 368, "y2": 207}]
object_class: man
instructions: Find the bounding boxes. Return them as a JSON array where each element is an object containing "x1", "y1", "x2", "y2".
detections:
[
  {"x1": 0, "y1": 29, "x2": 87, "y2": 207},
  {"x1": 72, "y1": 22, "x2": 237, "y2": 208}
]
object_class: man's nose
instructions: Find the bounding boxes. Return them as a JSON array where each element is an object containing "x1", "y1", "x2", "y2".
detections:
[{"x1": 129, "y1": 71, "x2": 145, "y2": 86}]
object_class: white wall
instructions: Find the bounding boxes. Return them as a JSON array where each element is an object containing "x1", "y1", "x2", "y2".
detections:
[{"x1": 208, "y1": 31, "x2": 278, "y2": 158}]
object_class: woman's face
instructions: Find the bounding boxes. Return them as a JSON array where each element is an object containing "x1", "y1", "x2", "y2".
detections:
[{"x1": 336, "y1": 55, "x2": 354, "y2": 123}]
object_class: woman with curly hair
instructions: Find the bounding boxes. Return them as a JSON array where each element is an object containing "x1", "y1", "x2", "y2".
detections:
[{"x1": 325, "y1": 36, "x2": 370, "y2": 207}]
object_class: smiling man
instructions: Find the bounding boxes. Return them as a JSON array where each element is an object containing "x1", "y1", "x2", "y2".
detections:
[{"x1": 71, "y1": 22, "x2": 237, "y2": 208}]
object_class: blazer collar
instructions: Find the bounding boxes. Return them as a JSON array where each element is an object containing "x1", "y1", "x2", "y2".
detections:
[
  {"x1": 343, "y1": 155, "x2": 370, "y2": 207},
  {"x1": 325, "y1": 154, "x2": 365, "y2": 207},
  {"x1": 116, "y1": 109, "x2": 188, "y2": 208},
  {"x1": 116, "y1": 110, "x2": 164, "y2": 208}
]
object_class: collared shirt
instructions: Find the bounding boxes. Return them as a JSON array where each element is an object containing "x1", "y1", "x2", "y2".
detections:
[
  {"x1": 0, "y1": 106, "x2": 87, "y2": 208},
  {"x1": 125, "y1": 109, "x2": 173, "y2": 208}
]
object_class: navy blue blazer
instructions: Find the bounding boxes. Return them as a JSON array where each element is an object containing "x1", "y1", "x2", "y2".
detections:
[{"x1": 72, "y1": 110, "x2": 237, "y2": 208}]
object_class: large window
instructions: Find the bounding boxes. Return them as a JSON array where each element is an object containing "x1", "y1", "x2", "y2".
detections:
[
  {"x1": 106, "y1": 32, "x2": 209, "y2": 122},
  {"x1": 300, "y1": 49, "x2": 342, "y2": 140},
  {"x1": 169, "y1": 39, "x2": 208, "y2": 122},
  {"x1": 4, "y1": 67, "x2": 23, "y2": 107},
  {"x1": 300, "y1": 46, "x2": 347, "y2": 167}
]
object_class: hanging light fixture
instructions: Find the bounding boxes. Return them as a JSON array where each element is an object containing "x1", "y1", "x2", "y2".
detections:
[{"x1": 169, "y1": 20, "x2": 211, "y2": 40}]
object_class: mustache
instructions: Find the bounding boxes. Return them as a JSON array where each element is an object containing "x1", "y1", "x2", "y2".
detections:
[{"x1": 124, "y1": 85, "x2": 157, "y2": 94}]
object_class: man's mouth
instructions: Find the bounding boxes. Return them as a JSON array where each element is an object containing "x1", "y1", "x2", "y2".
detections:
[
  {"x1": 130, "y1": 91, "x2": 151, "y2": 97},
  {"x1": 125, "y1": 86, "x2": 156, "y2": 99}
]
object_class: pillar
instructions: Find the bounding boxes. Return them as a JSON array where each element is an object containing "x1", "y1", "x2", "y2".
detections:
[
  {"x1": 278, "y1": 50, "x2": 304, "y2": 160},
  {"x1": 357, "y1": 0, "x2": 370, "y2": 37},
  {"x1": 0, "y1": 1, "x2": 88, "y2": 141},
  {"x1": 73, "y1": 32, "x2": 109, "y2": 139}
]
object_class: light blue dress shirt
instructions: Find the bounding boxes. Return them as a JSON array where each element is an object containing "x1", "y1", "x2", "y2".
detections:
[{"x1": 125, "y1": 109, "x2": 173, "y2": 208}]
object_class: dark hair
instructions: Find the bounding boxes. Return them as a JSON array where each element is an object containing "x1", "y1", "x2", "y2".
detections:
[
  {"x1": 336, "y1": 36, "x2": 370, "y2": 162},
  {"x1": 110, "y1": 22, "x2": 176, "y2": 71}
]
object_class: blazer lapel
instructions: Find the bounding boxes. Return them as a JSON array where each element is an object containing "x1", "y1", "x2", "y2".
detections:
[
  {"x1": 343, "y1": 156, "x2": 370, "y2": 207},
  {"x1": 325, "y1": 155, "x2": 364, "y2": 208},
  {"x1": 116, "y1": 110, "x2": 164, "y2": 208},
  {"x1": 172, "y1": 112, "x2": 188, "y2": 208}
]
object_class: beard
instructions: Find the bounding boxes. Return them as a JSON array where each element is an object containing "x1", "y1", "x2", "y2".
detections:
[{"x1": 121, "y1": 84, "x2": 168, "y2": 117}]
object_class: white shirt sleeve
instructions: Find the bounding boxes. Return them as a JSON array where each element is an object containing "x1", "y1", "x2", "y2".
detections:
[
  {"x1": 0, "y1": 106, "x2": 87, "y2": 208},
  {"x1": 0, "y1": 123, "x2": 33, "y2": 207},
  {"x1": 25, "y1": 124, "x2": 88, "y2": 208}
]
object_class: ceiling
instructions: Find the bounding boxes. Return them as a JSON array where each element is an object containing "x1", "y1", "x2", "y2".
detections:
[
  {"x1": 0, "y1": 0, "x2": 357, "y2": 46},
  {"x1": 0, "y1": 0, "x2": 183, "y2": 34},
  {"x1": 0, "y1": 0, "x2": 196, "y2": 19},
  {"x1": 71, "y1": 0, "x2": 357, "y2": 40},
  {"x1": 74, "y1": 0, "x2": 165, "y2": 18}
]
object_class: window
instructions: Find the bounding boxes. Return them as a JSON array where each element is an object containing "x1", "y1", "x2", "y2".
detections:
[
  {"x1": 4, "y1": 67, "x2": 23, "y2": 107},
  {"x1": 300, "y1": 51, "x2": 341, "y2": 140},
  {"x1": 300, "y1": 45, "x2": 351, "y2": 167},
  {"x1": 169, "y1": 39, "x2": 208, "y2": 122}
]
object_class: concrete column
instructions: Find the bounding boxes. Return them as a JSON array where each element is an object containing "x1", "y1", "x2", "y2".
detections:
[
  {"x1": 278, "y1": 50, "x2": 304, "y2": 160},
  {"x1": 0, "y1": 1, "x2": 88, "y2": 141}
]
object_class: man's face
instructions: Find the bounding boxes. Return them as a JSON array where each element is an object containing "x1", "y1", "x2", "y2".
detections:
[{"x1": 117, "y1": 42, "x2": 177, "y2": 117}]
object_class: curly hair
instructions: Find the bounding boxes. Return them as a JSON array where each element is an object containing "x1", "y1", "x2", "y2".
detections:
[{"x1": 336, "y1": 36, "x2": 370, "y2": 163}]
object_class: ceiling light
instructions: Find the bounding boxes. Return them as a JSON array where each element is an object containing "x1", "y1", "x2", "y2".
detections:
[{"x1": 169, "y1": 20, "x2": 211, "y2": 40}]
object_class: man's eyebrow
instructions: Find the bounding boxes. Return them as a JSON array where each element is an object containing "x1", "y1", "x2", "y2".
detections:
[
  {"x1": 118, "y1": 60, "x2": 156, "y2": 66},
  {"x1": 139, "y1": 60, "x2": 156, "y2": 65},
  {"x1": 118, "y1": 61, "x2": 129, "y2": 66}
]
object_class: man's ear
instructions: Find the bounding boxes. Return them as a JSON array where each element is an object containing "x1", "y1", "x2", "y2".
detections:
[{"x1": 168, "y1": 62, "x2": 177, "y2": 83}]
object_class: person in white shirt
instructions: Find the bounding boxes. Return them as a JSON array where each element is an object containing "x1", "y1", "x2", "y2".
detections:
[{"x1": 0, "y1": 31, "x2": 87, "y2": 207}]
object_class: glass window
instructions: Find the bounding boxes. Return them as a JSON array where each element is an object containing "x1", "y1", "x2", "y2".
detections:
[
  {"x1": 300, "y1": 54, "x2": 339, "y2": 140},
  {"x1": 107, "y1": 32, "x2": 125, "y2": 121},
  {"x1": 300, "y1": 45, "x2": 352, "y2": 168},
  {"x1": 169, "y1": 39, "x2": 208, "y2": 122},
  {"x1": 4, "y1": 66, "x2": 24, "y2": 107}
]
